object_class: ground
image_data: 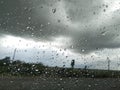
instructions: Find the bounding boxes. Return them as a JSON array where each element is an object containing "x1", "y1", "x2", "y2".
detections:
[{"x1": 0, "y1": 76, "x2": 120, "y2": 90}]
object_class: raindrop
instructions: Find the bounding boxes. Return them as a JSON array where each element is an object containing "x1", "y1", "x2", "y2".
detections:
[
  {"x1": 48, "y1": 22, "x2": 50, "y2": 25},
  {"x1": 40, "y1": 24, "x2": 44, "y2": 28},
  {"x1": 88, "y1": 85, "x2": 91, "y2": 87},
  {"x1": 52, "y1": 57, "x2": 54, "y2": 60},
  {"x1": 91, "y1": 75, "x2": 94, "y2": 78},
  {"x1": 57, "y1": 83, "x2": 61, "y2": 86},
  {"x1": 26, "y1": 26, "x2": 30, "y2": 29},
  {"x1": 26, "y1": 44, "x2": 28, "y2": 46},
  {"x1": 18, "y1": 68, "x2": 20, "y2": 71},
  {"x1": 94, "y1": 83, "x2": 98, "y2": 86},
  {"x1": 81, "y1": 49, "x2": 85, "y2": 52},
  {"x1": 35, "y1": 69, "x2": 39, "y2": 72},
  {"x1": 10, "y1": 81, "x2": 13, "y2": 83},
  {"x1": 103, "y1": 26, "x2": 106, "y2": 29},
  {"x1": 19, "y1": 40, "x2": 21, "y2": 42},
  {"x1": 39, "y1": 29, "x2": 42, "y2": 32},
  {"x1": 41, "y1": 6, "x2": 43, "y2": 8},
  {"x1": 61, "y1": 87, "x2": 64, "y2": 90},
  {"x1": 106, "y1": 5, "x2": 108, "y2": 8},
  {"x1": 32, "y1": 64, "x2": 35, "y2": 67},
  {"x1": 85, "y1": 39, "x2": 88, "y2": 42},
  {"x1": 58, "y1": 19, "x2": 61, "y2": 23},
  {"x1": 103, "y1": 9, "x2": 106, "y2": 12},
  {"x1": 101, "y1": 31, "x2": 107, "y2": 36},
  {"x1": 70, "y1": 45, "x2": 74, "y2": 49},
  {"x1": 43, "y1": 51, "x2": 45, "y2": 53},
  {"x1": 3, "y1": 63, "x2": 6, "y2": 65},
  {"x1": 66, "y1": 16, "x2": 69, "y2": 18},
  {"x1": 64, "y1": 48, "x2": 66, "y2": 51},
  {"x1": 60, "y1": 78, "x2": 63, "y2": 81},
  {"x1": 24, "y1": 50, "x2": 27, "y2": 52},
  {"x1": 28, "y1": 17, "x2": 31, "y2": 20},
  {"x1": 93, "y1": 12, "x2": 96, "y2": 15},
  {"x1": 52, "y1": 8, "x2": 56, "y2": 13},
  {"x1": 45, "y1": 71, "x2": 48, "y2": 74},
  {"x1": 24, "y1": 7, "x2": 28, "y2": 10},
  {"x1": 7, "y1": 13, "x2": 10, "y2": 16}
]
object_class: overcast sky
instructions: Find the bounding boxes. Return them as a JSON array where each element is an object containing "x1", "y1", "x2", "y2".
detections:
[{"x1": 0, "y1": 0, "x2": 120, "y2": 70}]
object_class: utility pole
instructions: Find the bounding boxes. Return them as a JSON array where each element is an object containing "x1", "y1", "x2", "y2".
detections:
[
  {"x1": 107, "y1": 57, "x2": 110, "y2": 71},
  {"x1": 12, "y1": 48, "x2": 17, "y2": 60}
]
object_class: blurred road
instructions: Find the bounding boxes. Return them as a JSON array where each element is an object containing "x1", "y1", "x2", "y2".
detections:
[{"x1": 0, "y1": 77, "x2": 120, "y2": 90}]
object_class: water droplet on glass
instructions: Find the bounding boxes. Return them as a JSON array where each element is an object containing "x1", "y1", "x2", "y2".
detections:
[
  {"x1": 101, "y1": 31, "x2": 107, "y2": 36},
  {"x1": 88, "y1": 85, "x2": 91, "y2": 87},
  {"x1": 81, "y1": 49, "x2": 85, "y2": 52},
  {"x1": 28, "y1": 17, "x2": 31, "y2": 20},
  {"x1": 106, "y1": 5, "x2": 108, "y2": 8},
  {"x1": 70, "y1": 45, "x2": 74, "y2": 49},
  {"x1": 40, "y1": 24, "x2": 44, "y2": 28},
  {"x1": 93, "y1": 12, "x2": 96, "y2": 15},
  {"x1": 35, "y1": 69, "x2": 39, "y2": 72},
  {"x1": 103, "y1": 9, "x2": 106, "y2": 12},
  {"x1": 52, "y1": 8, "x2": 56, "y2": 13},
  {"x1": 41, "y1": 6, "x2": 43, "y2": 8},
  {"x1": 58, "y1": 20, "x2": 61, "y2": 23}
]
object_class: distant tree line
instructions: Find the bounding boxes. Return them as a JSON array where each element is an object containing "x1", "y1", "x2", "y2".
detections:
[
  {"x1": 0, "y1": 57, "x2": 45, "y2": 76},
  {"x1": 0, "y1": 57, "x2": 120, "y2": 78}
]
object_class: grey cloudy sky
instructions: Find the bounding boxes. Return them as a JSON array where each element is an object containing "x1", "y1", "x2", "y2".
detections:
[{"x1": 0, "y1": 0, "x2": 120, "y2": 70}]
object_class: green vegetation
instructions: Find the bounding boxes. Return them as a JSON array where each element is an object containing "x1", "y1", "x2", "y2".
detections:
[
  {"x1": 0, "y1": 57, "x2": 120, "y2": 78},
  {"x1": 0, "y1": 57, "x2": 45, "y2": 76}
]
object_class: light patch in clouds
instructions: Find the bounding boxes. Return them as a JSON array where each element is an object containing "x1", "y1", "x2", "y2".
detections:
[
  {"x1": 0, "y1": 35, "x2": 70, "y2": 50},
  {"x1": 0, "y1": 35, "x2": 34, "y2": 49},
  {"x1": 0, "y1": 35, "x2": 78, "y2": 67},
  {"x1": 104, "y1": 0, "x2": 120, "y2": 12},
  {"x1": 0, "y1": 35, "x2": 120, "y2": 70}
]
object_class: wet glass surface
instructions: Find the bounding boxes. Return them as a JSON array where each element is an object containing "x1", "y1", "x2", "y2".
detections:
[{"x1": 0, "y1": 0, "x2": 120, "y2": 90}]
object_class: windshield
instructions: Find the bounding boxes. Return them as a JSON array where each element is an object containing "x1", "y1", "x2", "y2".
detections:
[{"x1": 0, "y1": 0, "x2": 120, "y2": 90}]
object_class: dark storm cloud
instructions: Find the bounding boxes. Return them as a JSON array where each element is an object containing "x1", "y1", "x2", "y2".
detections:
[
  {"x1": 69, "y1": 26, "x2": 120, "y2": 54},
  {"x1": 1, "y1": 0, "x2": 120, "y2": 54},
  {"x1": 63, "y1": 0, "x2": 103, "y2": 23},
  {"x1": 62, "y1": 0, "x2": 120, "y2": 53},
  {"x1": 0, "y1": 0, "x2": 67, "y2": 40}
]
